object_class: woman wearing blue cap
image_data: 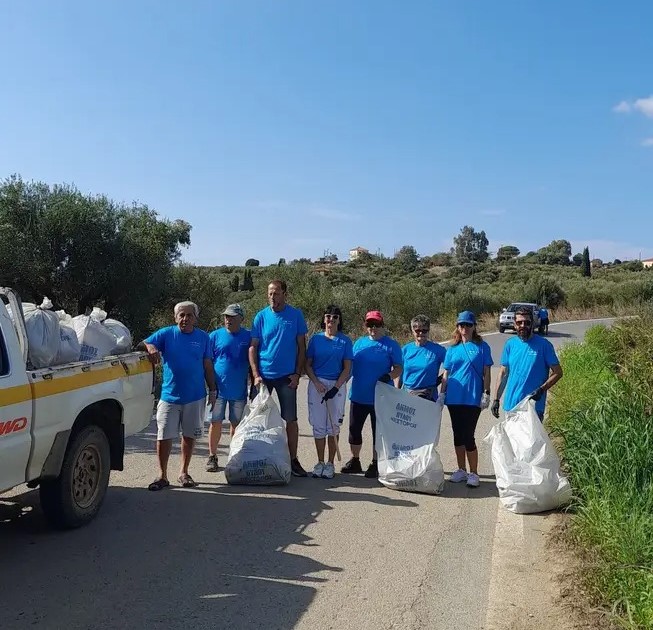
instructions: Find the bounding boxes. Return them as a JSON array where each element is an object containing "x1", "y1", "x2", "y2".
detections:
[{"x1": 440, "y1": 311, "x2": 493, "y2": 488}]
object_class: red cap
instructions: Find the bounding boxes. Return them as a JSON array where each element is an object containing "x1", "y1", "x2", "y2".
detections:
[{"x1": 365, "y1": 310, "x2": 384, "y2": 323}]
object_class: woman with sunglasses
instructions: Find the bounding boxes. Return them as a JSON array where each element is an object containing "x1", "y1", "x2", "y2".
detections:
[
  {"x1": 398, "y1": 315, "x2": 447, "y2": 401},
  {"x1": 305, "y1": 305, "x2": 353, "y2": 479},
  {"x1": 343, "y1": 310, "x2": 403, "y2": 478},
  {"x1": 440, "y1": 311, "x2": 493, "y2": 488}
]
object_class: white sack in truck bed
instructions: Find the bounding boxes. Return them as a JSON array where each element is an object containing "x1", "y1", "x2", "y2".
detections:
[
  {"x1": 72, "y1": 313, "x2": 117, "y2": 362},
  {"x1": 23, "y1": 298, "x2": 61, "y2": 368}
]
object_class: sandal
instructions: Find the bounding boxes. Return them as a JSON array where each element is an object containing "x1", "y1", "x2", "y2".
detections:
[
  {"x1": 148, "y1": 478, "x2": 170, "y2": 492},
  {"x1": 177, "y1": 473, "x2": 197, "y2": 488}
]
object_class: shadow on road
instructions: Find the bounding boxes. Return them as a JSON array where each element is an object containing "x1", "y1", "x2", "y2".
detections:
[{"x1": 0, "y1": 475, "x2": 417, "y2": 630}]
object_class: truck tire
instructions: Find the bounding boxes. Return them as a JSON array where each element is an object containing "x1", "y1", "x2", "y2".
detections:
[
  {"x1": 499, "y1": 326, "x2": 505, "y2": 333},
  {"x1": 39, "y1": 425, "x2": 111, "y2": 529}
]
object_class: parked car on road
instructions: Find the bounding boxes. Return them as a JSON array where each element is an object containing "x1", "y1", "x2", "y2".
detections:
[{"x1": 498, "y1": 302, "x2": 541, "y2": 333}]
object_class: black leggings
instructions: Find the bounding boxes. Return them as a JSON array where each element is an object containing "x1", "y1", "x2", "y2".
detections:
[
  {"x1": 447, "y1": 404, "x2": 482, "y2": 452},
  {"x1": 348, "y1": 402, "x2": 376, "y2": 447}
]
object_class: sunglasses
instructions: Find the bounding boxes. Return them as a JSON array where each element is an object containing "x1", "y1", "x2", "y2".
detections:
[
  {"x1": 458, "y1": 322, "x2": 474, "y2": 328},
  {"x1": 325, "y1": 314, "x2": 340, "y2": 320},
  {"x1": 413, "y1": 328, "x2": 429, "y2": 334},
  {"x1": 365, "y1": 321, "x2": 382, "y2": 328}
]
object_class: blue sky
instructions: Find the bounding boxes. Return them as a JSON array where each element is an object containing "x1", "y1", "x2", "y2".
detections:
[{"x1": 1, "y1": 1, "x2": 652, "y2": 265}]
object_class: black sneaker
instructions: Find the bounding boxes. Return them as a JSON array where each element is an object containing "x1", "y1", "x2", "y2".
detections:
[
  {"x1": 206, "y1": 454, "x2": 219, "y2": 472},
  {"x1": 341, "y1": 457, "x2": 363, "y2": 474},
  {"x1": 364, "y1": 460, "x2": 379, "y2": 478},
  {"x1": 291, "y1": 458, "x2": 308, "y2": 477}
]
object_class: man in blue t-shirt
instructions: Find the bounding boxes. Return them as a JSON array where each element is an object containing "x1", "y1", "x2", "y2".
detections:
[
  {"x1": 538, "y1": 306, "x2": 550, "y2": 335},
  {"x1": 144, "y1": 301, "x2": 216, "y2": 491},
  {"x1": 249, "y1": 280, "x2": 309, "y2": 477},
  {"x1": 492, "y1": 307, "x2": 563, "y2": 422},
  {"x1": 206, "y1": 303, "x2": 252, "y2": 472}
]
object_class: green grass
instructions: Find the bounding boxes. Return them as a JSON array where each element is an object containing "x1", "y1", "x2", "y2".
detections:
[{"x1": 547, "y1": 319, "x2": 653, "y2": 629}]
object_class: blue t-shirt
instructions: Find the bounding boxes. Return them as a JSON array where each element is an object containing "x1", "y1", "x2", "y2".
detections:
[
  {"x1": 145, "y1": 326, "x2": 211, "y2": 405},
  {"x1": 402, "y1": 341, "x2": 447, "y2": 400},
  {"x1": 501, "y1": 335, "x2": 559, "y2": 414},
  {"x1": 443, "y1": 340, "x2": 494, "y2": 407},
  {"x1": 350, "y1": 335, "x2": 403, "y2": 405},
  {"x1": 307, "y1": 332, "x2": 354, "y2": 380},
  {"x1": 539, "y1": 308, "x2": 549, "y2": 319},
  {"x1": 209, "y1": 327, "x2": 251, "y2": 401},
  {"x1": 251, "y1": 304, "x2": 308, "y2": 379}
]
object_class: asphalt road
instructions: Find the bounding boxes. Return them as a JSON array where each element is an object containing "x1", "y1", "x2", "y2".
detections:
[{"x1": 0, "y1": 318, "x2": 615, "y2": 630}]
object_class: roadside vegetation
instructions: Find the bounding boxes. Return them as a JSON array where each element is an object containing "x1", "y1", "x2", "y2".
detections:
[
  {"x1": 548, "y1": 314, "x2": 653, "y2": 629},
  {"x1": 1, "y1": 175, "x2": 652, "y2": 345}
]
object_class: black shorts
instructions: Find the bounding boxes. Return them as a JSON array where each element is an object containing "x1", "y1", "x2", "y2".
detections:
[{"x1": 348, "y1": 401, "x2": 376, "y2": 447}]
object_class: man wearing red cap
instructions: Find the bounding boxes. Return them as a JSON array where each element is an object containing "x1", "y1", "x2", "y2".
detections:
[{"x1": 343, "y1": 310, "x2": 403, "y2": 478}]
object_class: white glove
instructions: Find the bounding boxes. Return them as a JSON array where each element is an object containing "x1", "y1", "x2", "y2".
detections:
[{"x1": 480, "y1": 393, "x2": 490, "y2": 409}]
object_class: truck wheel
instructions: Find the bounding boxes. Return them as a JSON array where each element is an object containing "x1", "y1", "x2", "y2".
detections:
[
  {"x1": 39, "y1": 426, "x2": 111, "y2": 529},
  {"x1": 499, "y1": 326, "x2": 505, "y2": 333}
]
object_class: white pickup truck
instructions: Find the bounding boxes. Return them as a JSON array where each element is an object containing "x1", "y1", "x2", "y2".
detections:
[{"x1": 0, "y1": 288, "x2": 154, "y2": 529}]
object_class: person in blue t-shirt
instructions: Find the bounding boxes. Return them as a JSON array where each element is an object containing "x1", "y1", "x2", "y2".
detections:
[
  {"x1": 206, "y1": 303, "x2": 252, "y2": 473},
  {"x1": 492, "y1": 306, "x2": 563, "y2": 422},
  {"x1": 143, "y1": 301, "x2": 216, "y2": 491},
  {"x1": 250, "y1": 279, "x2": 309, "y2": 477},
  {"x1": 305, "y1": 305, "x2": 354, "y2": 480},
  {"x1": 343, "y1": 310, "x2": 403, "y2": 479},
  {"x1": 399, "y1": 314, "x2": 446, "y2": 401},
  {"x1": 538, "y1": 306, "x2": 550, "y2": 335},
  {"x1": 441, "y1": 311, "x2": 493, "y2": 489}
]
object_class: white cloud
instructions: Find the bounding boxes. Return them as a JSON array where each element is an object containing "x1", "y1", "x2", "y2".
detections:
[
  {"x1": 634, "y1": 95, "x2": 653, "y2": 118},
  {"x1": 641, "y1": 137, "x2": 653, "y2": 147},
  {"x1": 613, "y1": 100, "x2": 632, "y2": 114},
  {"x1": 309, "y1": 207, "x2": 360, "y2": 221}
]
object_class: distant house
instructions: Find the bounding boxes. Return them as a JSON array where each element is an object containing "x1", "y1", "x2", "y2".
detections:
[
  {"x1": 642, "y1": 258, "x2": 653, "y2": 269},
  {"x1": 349, "y1": 246, "x2": 369, "y2": 260}
]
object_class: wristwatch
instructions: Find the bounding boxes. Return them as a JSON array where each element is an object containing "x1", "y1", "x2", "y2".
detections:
[{"x1": 484, "y1": 390, "x2": 490, "y2": 395}]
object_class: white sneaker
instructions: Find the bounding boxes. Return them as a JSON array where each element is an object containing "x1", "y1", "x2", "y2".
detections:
[
  {"x1": 449, "y1": 468, "x2": 468, "y2": 483},
  {"x1": 312, "y1": 462, "x2": 325, "y2": 478},
  {"x1": 321, "y1": 462, "x2": 335, "y2": 479},
  {"x1": 466, "y1": 472, "x2": 480, "y2": 487}
]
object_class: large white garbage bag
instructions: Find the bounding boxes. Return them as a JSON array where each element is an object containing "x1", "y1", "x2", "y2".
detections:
[
  {"x1": 484, "y1": 397, "x2": 572, "y2": 514},
  {"x1": 104, "y1": 318, "x2": 132, "y2": 354},
  {"x1": 72, "y1": 313, "x2": 117, "y2": 362},
  {"x1": 55, "y1": 325, "x2": 81, "y2": 364},
  {"x1": 225, "y1": 388, "x2": 291, "y2": 486},
  {"x1": 23, "y1": 297, "x2": 61, "y2": 368},
  {"x1": 375, "y1": 382, "x2": 445, "y2": 495}
]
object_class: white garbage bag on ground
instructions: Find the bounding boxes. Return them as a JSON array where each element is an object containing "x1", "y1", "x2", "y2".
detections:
[
  {"x1": 375, "y1": 382, "x2": 445, "y2": 495},
  {"x1": 225, "y1": 388, "x2": 291, "y2": 486},
  {"x1": 72, "y1": 313, "x2": 117, "y2": 362},
  {"x1": 23, "y1": 297, "x2": 61, "y2": 368},
  {"x1": 104, "y1": 318, "x2": 132, "y2": 354},
  {"x1": 484, "y1": 397, "x2": 572, "y2": 514}
]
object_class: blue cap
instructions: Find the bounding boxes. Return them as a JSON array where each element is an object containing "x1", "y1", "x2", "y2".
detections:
[{"x1": 456, "y1": 310, "x2": 476, "y2": 325}]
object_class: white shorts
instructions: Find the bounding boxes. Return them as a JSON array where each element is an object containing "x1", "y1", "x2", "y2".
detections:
[
  {"x1": 307, "y1": 378, "x2": 346, "y2": 439},
  {"x1": 156, "y1": 398, "x2": 205, "y2": 440}
]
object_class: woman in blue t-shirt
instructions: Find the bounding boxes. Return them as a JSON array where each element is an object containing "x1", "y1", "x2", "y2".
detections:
[
  {"x1": 305, "y1": 305, "x2": 354, "y2": 480},
  {"x1": 441, "y1": 311, "x2": 493, "y2": 489},
  {"x1": 343, "y1": 310, "x2": 403, "y2": 479}
]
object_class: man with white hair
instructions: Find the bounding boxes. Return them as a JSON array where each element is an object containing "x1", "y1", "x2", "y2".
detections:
[{"x1": 144, "y1": 301, "x2": 217, "y2": 490}]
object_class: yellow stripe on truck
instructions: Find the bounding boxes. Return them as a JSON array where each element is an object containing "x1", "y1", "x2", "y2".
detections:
[{"x1": 0, "y1": 359, "x2": 152, "y2": 406}]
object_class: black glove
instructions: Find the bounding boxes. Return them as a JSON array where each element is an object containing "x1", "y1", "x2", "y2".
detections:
[
  {"x1": 321, "y1": 386, "x2": 338, "y2": 403},
  {"x1": 378, "y1": 373, "x2": 392, "y2": 384},
  {"x1": 436, "y1": 374, "x2": 443, "y2": 387},
  {"x1": 491, "y1": 399, "x2": 500, "y2": 419},
  {"x1": 529, "y1": 387, "x2": 544, "y2": 401},
  {"x1": 249, "y1": 384, "x2": 258, "y2": 401}
]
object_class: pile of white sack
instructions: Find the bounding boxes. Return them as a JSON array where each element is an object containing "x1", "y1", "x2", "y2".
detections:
[{"x1": 10, "y1": 297, "x2": 132, "y2": 368}]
